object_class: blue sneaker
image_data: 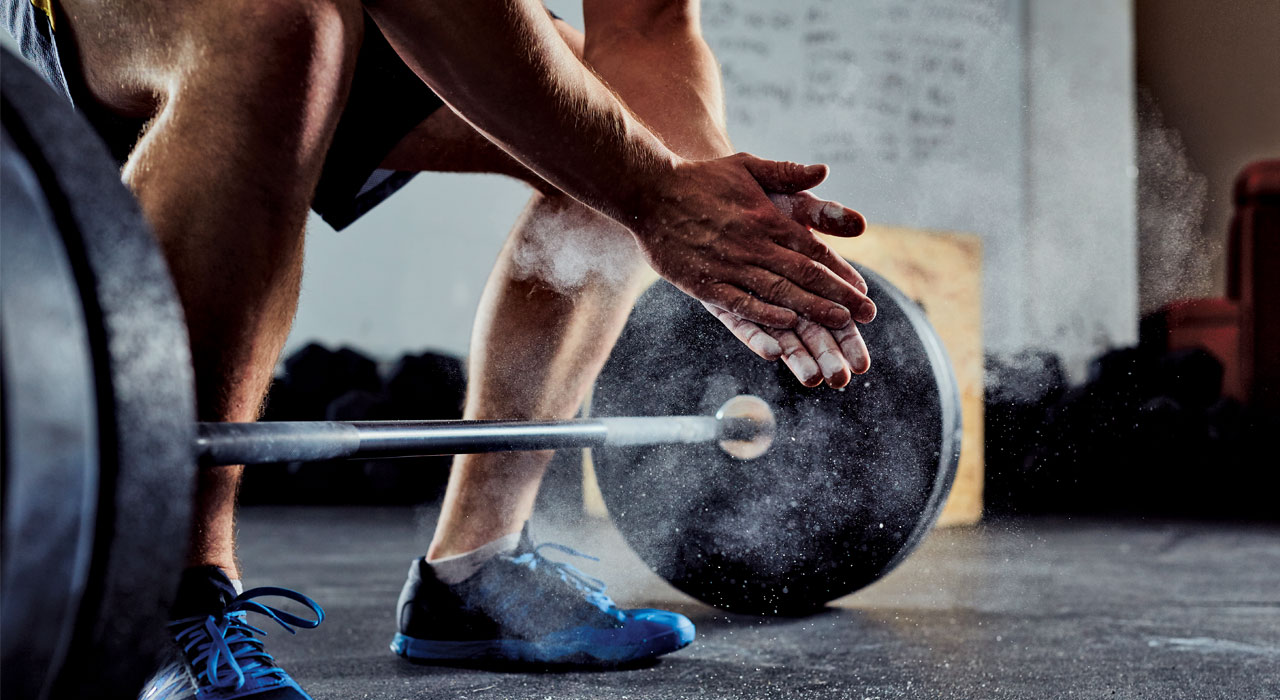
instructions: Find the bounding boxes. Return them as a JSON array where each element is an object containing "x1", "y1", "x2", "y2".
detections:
[
  {"x1": 138, "y1": 567, "x2": 323, "y2": 699},
  {"x1": 391, "y1": 527, "x2": 695, "y2": 666}
]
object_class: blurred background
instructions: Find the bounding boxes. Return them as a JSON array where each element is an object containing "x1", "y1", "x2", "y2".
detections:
[{"x1": 5, "y1": 0, "x2": 1276, "y2": 518}]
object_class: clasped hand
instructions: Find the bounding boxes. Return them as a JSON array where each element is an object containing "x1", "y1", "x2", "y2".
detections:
[{"x1": 629, "y1": 153, "x2": 874, "y2": 389}]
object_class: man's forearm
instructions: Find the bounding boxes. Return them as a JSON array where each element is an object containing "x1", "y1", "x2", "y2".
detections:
[{"x1": 365, "y1": 0, "x2": 678, "y2": 224}]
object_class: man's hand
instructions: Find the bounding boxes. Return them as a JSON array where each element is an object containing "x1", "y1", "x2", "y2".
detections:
[
  {"x1": 702, "y1": 191, "x2": 873, "y2": 389},
  {"x1": 627, "y1": 153, "x2": 876, "y2": 331}
]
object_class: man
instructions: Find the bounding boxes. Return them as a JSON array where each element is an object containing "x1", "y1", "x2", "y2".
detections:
[{"x1": 5, "y1": 0, "x2": 874, "y2": 697}]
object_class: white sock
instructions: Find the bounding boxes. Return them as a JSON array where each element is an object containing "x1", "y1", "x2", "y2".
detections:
[
  {"x1": 228, "y1": 578, "x2": 244, "y2": 595},
  {"x1": 427, "y1": 532, "x2": 522, "y2": 585}
]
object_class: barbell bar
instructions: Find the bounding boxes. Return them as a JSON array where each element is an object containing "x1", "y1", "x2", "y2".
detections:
[{"x1": 195, "y1": 394, "x2": 777, "y2": 466}]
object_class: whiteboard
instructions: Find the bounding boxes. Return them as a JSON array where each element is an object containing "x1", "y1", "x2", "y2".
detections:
[{"x1": 701, "y1": 0, "x2": 1027, "y2": 348}]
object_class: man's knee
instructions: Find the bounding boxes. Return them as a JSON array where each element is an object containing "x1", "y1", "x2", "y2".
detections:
[{"x1": 509, "y1": 193, "x2": 647, "y2": 294}]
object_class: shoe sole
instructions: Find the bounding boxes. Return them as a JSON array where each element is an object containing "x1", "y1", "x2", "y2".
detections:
[{"x1": 390, "y1": 623, "x2": 693, "y2": 666}]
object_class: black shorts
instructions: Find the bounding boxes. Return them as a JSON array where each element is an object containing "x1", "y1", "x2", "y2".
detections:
[{"x1": 3, "y1": 3, "x2": 445, "y2": 230}]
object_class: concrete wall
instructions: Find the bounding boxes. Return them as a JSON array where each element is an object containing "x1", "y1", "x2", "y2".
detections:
[{"x1": 1023, "y1": 0, "x2": 1138, "y2": 373}]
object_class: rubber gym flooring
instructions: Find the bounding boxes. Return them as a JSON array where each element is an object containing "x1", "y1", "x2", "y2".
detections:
[{"x1": 237, "y1": 507, "x2": 1279, "y2": 699}]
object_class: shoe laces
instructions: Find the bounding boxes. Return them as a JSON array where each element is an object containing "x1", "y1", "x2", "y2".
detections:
[
  {"x1": 508, "y1": 543, "x2": 624, "y2": 622},
  {"x1": 168, "y1": 586, "x2": 324, "y2": 691}
]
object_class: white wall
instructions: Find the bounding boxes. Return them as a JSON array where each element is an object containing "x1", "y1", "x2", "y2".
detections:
[
  {"x1": 290, "y1": 174, "x2": 528, "y2": 359},
  {"x1": 1023, "y1": 0, "x2": 1139, "y2": 372}
]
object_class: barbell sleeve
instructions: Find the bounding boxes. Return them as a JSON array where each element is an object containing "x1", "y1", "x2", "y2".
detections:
[{"x1": 195, "y1": 414, "x2": 765, "y2": 467}]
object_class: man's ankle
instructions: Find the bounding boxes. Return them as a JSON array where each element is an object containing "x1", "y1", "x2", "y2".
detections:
[{"x1": 426, "y1": 530, "x2": 523, "y2": 584}]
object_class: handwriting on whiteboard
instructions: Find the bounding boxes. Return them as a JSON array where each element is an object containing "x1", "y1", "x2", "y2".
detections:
[{"x1": 704, "y1": 0, "x2": 1016, "y2": 170}]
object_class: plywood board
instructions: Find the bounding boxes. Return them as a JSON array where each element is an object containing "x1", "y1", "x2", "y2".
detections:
[{"x1": 825, "y1": 225, "x2": 984, "y2": 527}]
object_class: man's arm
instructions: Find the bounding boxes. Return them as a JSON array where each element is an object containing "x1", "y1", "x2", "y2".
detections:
[
  {"x1": 582, "y1": 0, "x2": 872, "y2": 386},
  {"x1": 364, "y1": 0, "x2": 874, "y2": 330},
  {"x1": 582, "y1": 0, "x2": 730, "y2": 161}
]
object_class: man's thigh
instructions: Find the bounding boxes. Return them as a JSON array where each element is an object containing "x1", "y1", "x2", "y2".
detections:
[
  {"x1": 36, "y1": 0, "x2": 369, "y2": 170},
  {"x1": 42, "y1": 0, "x2": 436, "y2": 232},
  {"x1": 10, "y1": 0, "x2": 193, "y2": 164},
  {"x1": 54, "y1": 0, "x2": 178, "y2": 113}
]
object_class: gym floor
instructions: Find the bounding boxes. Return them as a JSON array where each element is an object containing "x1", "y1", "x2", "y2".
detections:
[{"x1": 238, "y1": 507, "x2": 1279, "y2": 700}]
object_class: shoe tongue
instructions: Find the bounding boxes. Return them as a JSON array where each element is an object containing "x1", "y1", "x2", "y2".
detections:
[
  {"x1": 171, "y1": 566, "x2": 238, "y2": 618},
  {"x1": 513, "y1": 523, "x2": 536, "y2": 556}
]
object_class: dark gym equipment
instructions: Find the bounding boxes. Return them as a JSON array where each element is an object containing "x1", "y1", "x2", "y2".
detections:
[
  {"x1": 242, "y1": 347, "x2": 469, "y2": 505},
  {"x1": 279, "y1": 343, "x2": 382, "y2": 420},
  {"x1": 2, "y1": 52, "x2": 196, "y2": 700},
  {"x1": 1231, "y1": 160, "x2": 1280, "y2": 414},
  {"x1": 0, "y1": 45, "x2": 960, "y2": 697},
  {"x1": 591, "y1": 277, "x2": 962, "y2": 614},
  {"x1": 382, "y1": 350, "x2": 467, "y2": 419},
  {"x1": 995, "y1": 342, "x2": 1275, "y2": 519}
]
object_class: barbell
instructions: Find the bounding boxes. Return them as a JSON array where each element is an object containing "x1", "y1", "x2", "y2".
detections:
[{"x1": 0, "y1": 49, "x2": 959, "y2": 700}]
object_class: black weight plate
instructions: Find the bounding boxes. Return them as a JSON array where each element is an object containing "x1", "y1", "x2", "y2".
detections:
[
  {"x1": 1, "y1": 49, "x2": 196, "y2": 698},
  {"x1": 591, "y1": 267, "x2": 960, "y2": 614},
  {"x1": 1, "y1": 128, "x2": 101, "y2": 700}
]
